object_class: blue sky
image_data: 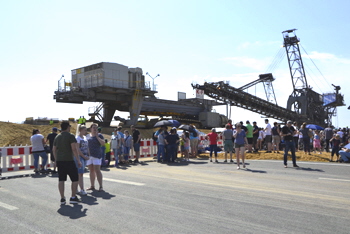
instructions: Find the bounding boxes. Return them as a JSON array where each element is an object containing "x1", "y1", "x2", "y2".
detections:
[{"x1": 1, "y1": 0, "x2": 349, "y2": 128}]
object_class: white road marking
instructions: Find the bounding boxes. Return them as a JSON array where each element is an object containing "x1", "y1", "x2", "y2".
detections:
[
  {"x1": 319, "y1": 177, "x2": 350, "y2": 182},
  {"x1": 0, "y1": 201, "x2": 19, "y2": 210},
  {"x1": 83, "y1": 175, "x2": 145, "y2": 186}
]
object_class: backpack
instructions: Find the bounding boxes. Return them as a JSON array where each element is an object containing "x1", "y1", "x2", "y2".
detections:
[
  {"x1": 152, "y1": 132, "x2": 158, "y2": 141},
  {"x1": 192, "y1": 130, "x2": 198, "y2": 137}
]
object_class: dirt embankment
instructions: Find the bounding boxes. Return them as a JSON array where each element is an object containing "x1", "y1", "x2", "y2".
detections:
[
  {"x1": 0, "y1": 121, "x2": 77, "y2": 147},
  {"x1": 0, "y1": 121, "x2": 332, "y2": 163}
]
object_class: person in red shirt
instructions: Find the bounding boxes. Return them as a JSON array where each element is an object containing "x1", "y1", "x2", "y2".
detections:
[
  {"x1": 227, "y1": 119, "x2": 233, "y2": 129},
  {"x1": 206, "y1": 128, "x2": 219, "y2": 162}
]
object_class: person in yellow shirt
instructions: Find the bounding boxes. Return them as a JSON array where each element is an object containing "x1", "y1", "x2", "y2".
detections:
[{"x1": 104, "y1": 139, "x2": 111, "y2": 167}]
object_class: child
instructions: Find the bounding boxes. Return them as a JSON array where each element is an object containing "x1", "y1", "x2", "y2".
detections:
[
  {"x1": 313, "y1": 130, "x2": 322, "y2": 154},
  {"x1": 180, "y1": 134, "x2": 185, "y2": 158},
  {"x1": 104, "y1": 139, "x2": 111, "y2": 167},
  {"x1": 329, "y1": 134, "x2": 341, "y2": 162},
  {"x1": 123, "y1": 130, "x2": 132, "y2": 163}
]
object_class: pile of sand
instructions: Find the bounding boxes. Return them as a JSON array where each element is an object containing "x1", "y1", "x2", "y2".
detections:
[{"x1": 0, "y1": 121, "x2": 77, "y2": 147}]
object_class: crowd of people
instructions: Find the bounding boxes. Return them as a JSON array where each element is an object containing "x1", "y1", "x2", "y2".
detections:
[{"x1": 29, "y1": 119, "x2": 350, "y2": 204}]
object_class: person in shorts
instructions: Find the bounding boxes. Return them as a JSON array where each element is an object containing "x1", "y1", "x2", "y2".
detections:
[
  {"x1": 222, "y1": 124, "x2": 234, "y2": 163},
  {"x1": 75, "y1": 125, "x2": 90, "y2": 196},
  {"x1": 53, "y1": 122, "x2": 81, "y2": 204},
  {"x1": 86, "y1": 123, "x2": 105, "y2": 192},
  {"x1": 233, "y1": 123, "x2": 248, "y2": 170}
]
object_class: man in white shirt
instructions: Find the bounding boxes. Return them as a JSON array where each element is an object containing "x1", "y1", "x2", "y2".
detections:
[{"x1": 264, "y1": 119, "x2": 272, "y2": 153}]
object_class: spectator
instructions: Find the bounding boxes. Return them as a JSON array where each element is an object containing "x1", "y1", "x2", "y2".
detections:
[
  {"x1": 46, "y1": 127, "x2": 58, "y2": 173},
  {"x1": 98, "y1": 127, "x2": 107, "y2": 167},
  {"x1": 165, "y1": 128, "x2": 180, "y2": 162},
  {"x1": 207, "y1": 128, "x2": 219, "y2": 163},
  {"x1": 258, "y1": 128, "x2": 264, "y2": 150},
  {"x1": 330, "y1": 134, "x2": 341, "y2": 162},
  {"x1": 183, "y1": 131, "x2": 190, "y2": 162},
  {"x1": 339, "y1": 143, "x2": 350, "y2": 163},
  {"x1": 313, "y1": 130, "x2": 322, "y2": 154},
  {"x1": 111, "y1": 129, "x2": 119, "y2": 166},
  {"x1": 156, "y1": 129, "x2": 166, "y2": 163},
  {"x1": 337, "y1": 128, "x2": 344, "y2": 143},
  {"x1": 233, "y1": 123, "x2": 248, "y2": 170},
  {"x1": 264, "y1": 119, "x2": 272, "y2": 153},
  {"x1": 131, "y1": 125, "x2": 141, "y2": 163},
  {"x1": 227, "y1": 119, "x2": 233, "y2": 129},
  {"x1": 293, "y1": 122, "x2": 299, "y2": 152},
  {"x1": 189, "y1": 125, "x2": 199, "y2": 158},
  {"x1": 222, "y1": 124, "x2": 234, "y2": 163},
  {"x1": 105, "y1": 139, "x2": 111, "y2": 167},
  {"x1": 52, "y1": 122, "x2": 81, "y2": 204},
  {"x1": 281, "y1": 120, "x2": 298, "y2": 168},
  {"x1": 123, "y1": 130, "x2": 132, "y2": 162},
  {"x1": 252, "y1": 121, "x2": 259, "y2": 152},
  {"x1": 245, "y1": 121, "x2": 253, "y2": 153},
  {"x1": 86, "y1": 123, "x2": 105, "y2": 192},
  {"x1": 324, "y1": 125, "x2": 333, "y2": 152},
  {"x1": 75, "y1": 125, "x2": 90, "y2": 196},
  {"x1": 299, "y1": 122, "x2": 312, "y2": 155},
  {"x1": 271, "y1": 122, "x2": 281, "y2": 153},
  {"x1": 31, "y1": 129, "x2": 48, "y2": 174}
]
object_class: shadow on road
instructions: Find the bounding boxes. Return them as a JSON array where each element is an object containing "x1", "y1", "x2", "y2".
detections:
[
  {"x1": 80, "y1": 195, "x2": 98, "y2": 205},
  {"x1": 57, "y1": 204, "x2": 87, "y2": 219},
  {"x1": 295, "y1": 167, "x2": 324, "y2": 172},
  {"x1": 244, "y1": 168, "x2": 267, "y2": 173},
  {"x1": 89, "y1": 190, "x2": 116, "y2": 200}
]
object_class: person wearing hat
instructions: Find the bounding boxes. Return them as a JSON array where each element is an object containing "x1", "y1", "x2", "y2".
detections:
[
  {"x1": 206, "y1": 128, "x2": 219, "y2": 163},
  {"x1": 46, "y1": 127, "x2": 58, "y2": 173},
  {"x1": 281, "y1": 120, "x2": 299, "y2": 168}
]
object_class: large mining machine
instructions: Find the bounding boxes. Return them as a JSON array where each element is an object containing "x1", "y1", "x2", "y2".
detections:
[
  {"x1": 53, "y1": 62, "x2": 227, "y2": 128},
  {"x1": 193, "y1": 29, "x2": 345, "y2": 126}
]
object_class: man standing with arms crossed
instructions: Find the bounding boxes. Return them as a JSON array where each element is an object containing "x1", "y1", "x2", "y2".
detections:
[{"x1": 53, "y1": 122, "x2": 81, "y2": 205}]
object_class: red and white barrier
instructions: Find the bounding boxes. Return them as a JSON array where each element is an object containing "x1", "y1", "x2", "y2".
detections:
[
  {"x1": 1, "y1": 137, "x2": 217, "y2": 173},
  {"x1": 0, "y1": 145, "x2": 51, "y2": 173}
]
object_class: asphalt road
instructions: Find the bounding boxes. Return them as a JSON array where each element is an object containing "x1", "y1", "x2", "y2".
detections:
[{"x1": 1, "y1": 159, "x2": 350, "y2": 234}]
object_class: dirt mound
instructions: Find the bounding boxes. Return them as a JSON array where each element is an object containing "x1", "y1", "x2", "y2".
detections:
[{"x1": 0, "y1": 121, "x2": 77, "y2": 147}]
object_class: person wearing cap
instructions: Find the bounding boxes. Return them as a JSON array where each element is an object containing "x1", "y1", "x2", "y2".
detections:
[
  {"x1": 245, "y1": 120, "x2": 253, "y2": 153},
  {"x1": 206, "y1": 128, "x2": 219, "y2": 163},
  {"x1": 46, "y1": 127, "x2": 58, "y2": 173},
  {"x1": 281, "y1": 120, "x2": 299, "y2": 168},
  {"x1": 52, "y1": 121, "x2": 81, "y2": 204}
]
